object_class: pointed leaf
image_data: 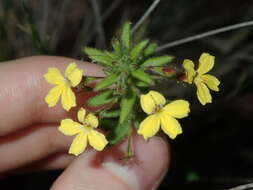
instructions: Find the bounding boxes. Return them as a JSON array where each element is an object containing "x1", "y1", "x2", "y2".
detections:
[
  {"x1": 135, "y1": 80, "x2": 150, "y2": 87},
  {"x1": 112, "y1": 39, "x2": 121, "y2": 56},
  {"x1": 101, "y1": 110, "x2": 120, "y2": 118},
  {"x1": 94, "y1": 73, "x2": 119, "y2": 91},
  {"x1": 87, "y1": 90, "x2": 114, "y2": 107},
  {"x1": 131, "y1": 69, "x2": 155, "y2": 85},
  {"x1": 141, "y1": 56, "x2": 174, "y2": 67},
  {"x1": 121, "y1": 22, "x2": 131, "y2": 49},
  {"x1": 84, "y1": 47, "x2": 114, "y2": 66},
  {"x1": 144, "y1": 43, "x2": 157, "y2": 56},
  {"x1": 130, "y1": 39, "x2": 149, "y2": 61},
  {"x1": 107, "y1": 118, "x2": 132, "y2": 145},
  {"x1": 100, "y1": 119, "x2": 118, "y2": 130},
  {"x1": 119, "y1": 88, "x2": 136, "y2": 124}
]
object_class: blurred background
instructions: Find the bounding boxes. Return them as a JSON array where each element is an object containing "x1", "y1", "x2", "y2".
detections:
[{"x1": 1, "y1": 0, "x2": 253, "y2": 189}]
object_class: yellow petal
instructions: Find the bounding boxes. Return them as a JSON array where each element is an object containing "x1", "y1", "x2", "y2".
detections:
[
  {"x1": 88, "y1": 130, "x2": 108, "y2": 151},
  {"x1": 44, "y1": 68, "x2": 64, "y2": 85},
  {"x1": 65, "y1": 63, "x2": 77, "y2": 76},
  {"x1": 137, "y1": 114, "x2": 160, "y2": 140},
  {"x1": 84, "y1": 113, "x2": 99, "y2": 128},
  {"x1": 160, "y1": 114, "x2": 182, "y2": 139},
  {"x1": 183, "y1": 59, "x2": 196, "y2": 84},
  {"x1": 65, "y1": 63, "x2": 83, "y2": 87},
  {"x1": 196, "y1": 81, "x2": 212, "y2": 105},
  {"x1": 61, "y1": 85, "x2": 76, "y2": 111},
  {"x1": 163, "y1": 100, "x2": 190, "y2": 119},
  {"x1": 59, "y1": 119, "x2": 82, "y2": 136},
  {"x1": 197, "y1": 53, "x2": 215, "y2": 75},
  {"x1": 45, "y1": 85, "x2": 63, "y2": 107},
  {"x1": 78, "y1": 107, "x2": 86, "y2": 123},
  {"x1": 201, "y1": 74, "x2": 220, "y2": 92},
  {"x1": 140, "y1": 91, "x2": 166, "y2": 114},
  {"x1": 69, "y1": 132, "x2": 88, "y2": 156}
]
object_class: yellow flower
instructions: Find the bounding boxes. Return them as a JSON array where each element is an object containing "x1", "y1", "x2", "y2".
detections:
[
  {"x1": 183, "y1": 53, "x2": 220, "y2": 105},
  {"x1": 59, "y1": 108, "x2": 108, "y2": 156},
  {"x1": 44, "y1": 63, "x2": 83, "y2": 111},
  {"x1": 138, "y1": 91, "x2": 190, "y2": 140}
]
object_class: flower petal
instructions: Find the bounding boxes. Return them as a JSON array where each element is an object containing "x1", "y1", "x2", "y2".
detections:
[
  {"x1": 44, "y1": 68, "x2": 64, "y2": 85},
  {"x1": 45, "y1": 85, "x2": 63, "y2": 107},
  {"x1": 78, "y1": 107, "x2": 86, "y2": 123},
  {"x1": 65, "y1": 63, "x2": 83, "y2": 87},
  {"x1": 61, "y1": 86, "x2": 76, "y2": 111},
  {"x1": 201, "y1": 74, "x2": 220, "y2": 92},
  {"x1": 88, "y1": 130, "x2": 108, "y2": 151},
  {"x1": 163, "y1": 100, "x2": 190, "y2": 119},
  {"x1": 59, "y1": 119, "x2": 82, "y2": 136},
  {"x1": 197, "y1": 53, "x2": 215, "y2": 75},
  {"x1": 160, "y1": 114, "x2": 182, "y2": 139},
  {"x1": 137, "y1": 114, "x2": 160, "y2": 140},
  {"x1": 183, "y1": 59, "x2": 196, "y2": 84},
  {"x1": 69, "y1": 132, "x2": 88, "y2": 156},
  {"x1": 196, "y1": 81, "x2": 212, "y2": 105},
  {"x1": 140, "y1": 91, "x2": 166, "y2": 114},
  {"x1": 85, "y1": 113, "x2": 99, "y2": 128}
]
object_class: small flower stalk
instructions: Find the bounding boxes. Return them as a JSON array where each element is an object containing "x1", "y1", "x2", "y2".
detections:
[{"x1": 44, "y1": 22, "x2": 221, "y2": 157}]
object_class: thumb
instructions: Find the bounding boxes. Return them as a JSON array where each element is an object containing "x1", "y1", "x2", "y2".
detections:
[{"x1": 50, "y1": 133, "x2": 170, "y2": 190}]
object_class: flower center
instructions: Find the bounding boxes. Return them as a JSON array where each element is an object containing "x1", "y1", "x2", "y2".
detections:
[
  {"x1": 194, "y1": 75, "x2": 203, "y2": 84},
  {"x1": 153, "y1": 104, "x2": 163, "y2": 114},
  {"x1": 81, "y1": 124, "x2": 92, "y2": 133}
]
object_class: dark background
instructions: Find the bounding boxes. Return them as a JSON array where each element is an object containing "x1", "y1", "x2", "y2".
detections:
[{"x1": 1, "y1": 0, "x2": 253, "y2": 189}]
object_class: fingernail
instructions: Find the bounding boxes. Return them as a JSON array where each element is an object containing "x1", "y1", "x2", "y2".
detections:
[
  {"x1": 103, "y1": 162, "x2": 140, "y2": 190},
  {"x1": 102, "y1": 134, "x2": 169, "y2": 190}
]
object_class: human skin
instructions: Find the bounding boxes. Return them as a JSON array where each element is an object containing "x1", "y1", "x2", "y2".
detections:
[{"x1": 0, "y1": 56, "x2": 170, "y2": 190}]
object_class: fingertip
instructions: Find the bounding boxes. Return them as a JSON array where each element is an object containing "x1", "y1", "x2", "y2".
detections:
[
  {"x1": 133, "y1": 134, "x2": 170, "y2": 190},
  {"x1": 51, "y1": 134, "x2": 170, "y2": 190}
]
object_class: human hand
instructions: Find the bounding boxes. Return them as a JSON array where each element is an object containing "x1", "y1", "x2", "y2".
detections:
[{"x1": 0, "y1": 56, "x2": 170, "y2": 190}]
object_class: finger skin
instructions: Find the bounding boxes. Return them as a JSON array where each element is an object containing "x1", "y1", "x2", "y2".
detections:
[
  {"x1": 2, "y1": 153, "x2": 75, "y2": 178},
  {"x1": 51, "y1": 134, "x2": 170, "y2": 190},
  {"x1": 0, "y1": 56, "x2": 104, "y2": 136},
  {"x1": 0, "y1": 124, "x2": 73, "y2": 172},
  {"x1": 0, "y1": 56, "x2": 171, "y2": 190}
]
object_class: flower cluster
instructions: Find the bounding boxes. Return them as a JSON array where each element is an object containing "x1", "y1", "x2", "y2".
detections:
[{"x1": 43, "y1": 23, "x2": 220, "y2": 156}]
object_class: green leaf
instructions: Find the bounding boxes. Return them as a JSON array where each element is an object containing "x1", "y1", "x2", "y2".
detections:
[
  {"x1": 87, "y1": 90, "x2": 114, "y2": 107},
  {"x1": 84, "y1": 47, "x2": 114, "y2": 66},
  {"x1": 100, "y1": 119, "x2": 118, "y2": 130},
  {"x1": 83, "y1": 76, "x2": 97, "y2": 83},
  {"x1": 121, "y1": 22, "x2": 131, "y2": 49},
  {"x1": 144, "y1": 43, "x2": 157, "y2": 56},
  {"x1": 130, "y1": 39, "x2": 149, "y2": 61},
  {"x1": 131, "y1": 69, "x2": 155, "y2": 85},
  {"x1": 101, "y1": 110, "x2": 120, "y2": 118},
  {"x1": 112, "y1": 39, "x2": 121, "y2": 55},
  {"x1": 107, "y1": 118, "x2": 132, "y2": 145},
  {"x1": 94, "y1": 73, "x2": 119, "y2": 91},
  {"x1": 135, "y1": 80, "x2": 150, "y2": 87},
  {"x1": 105, "y1": 51, "x2": 118, "y2": 60},
  {"x1": 119, "y1": 88, "x2": 136, "y2": 124},
  {"x1": 141, "y1": 56, "x2": 174, "y2": 67}
]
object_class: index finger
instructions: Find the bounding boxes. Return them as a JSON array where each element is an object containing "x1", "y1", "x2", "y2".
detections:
[{"x1": 0, "y1": 56, "x2": 104, "y2": 135}]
